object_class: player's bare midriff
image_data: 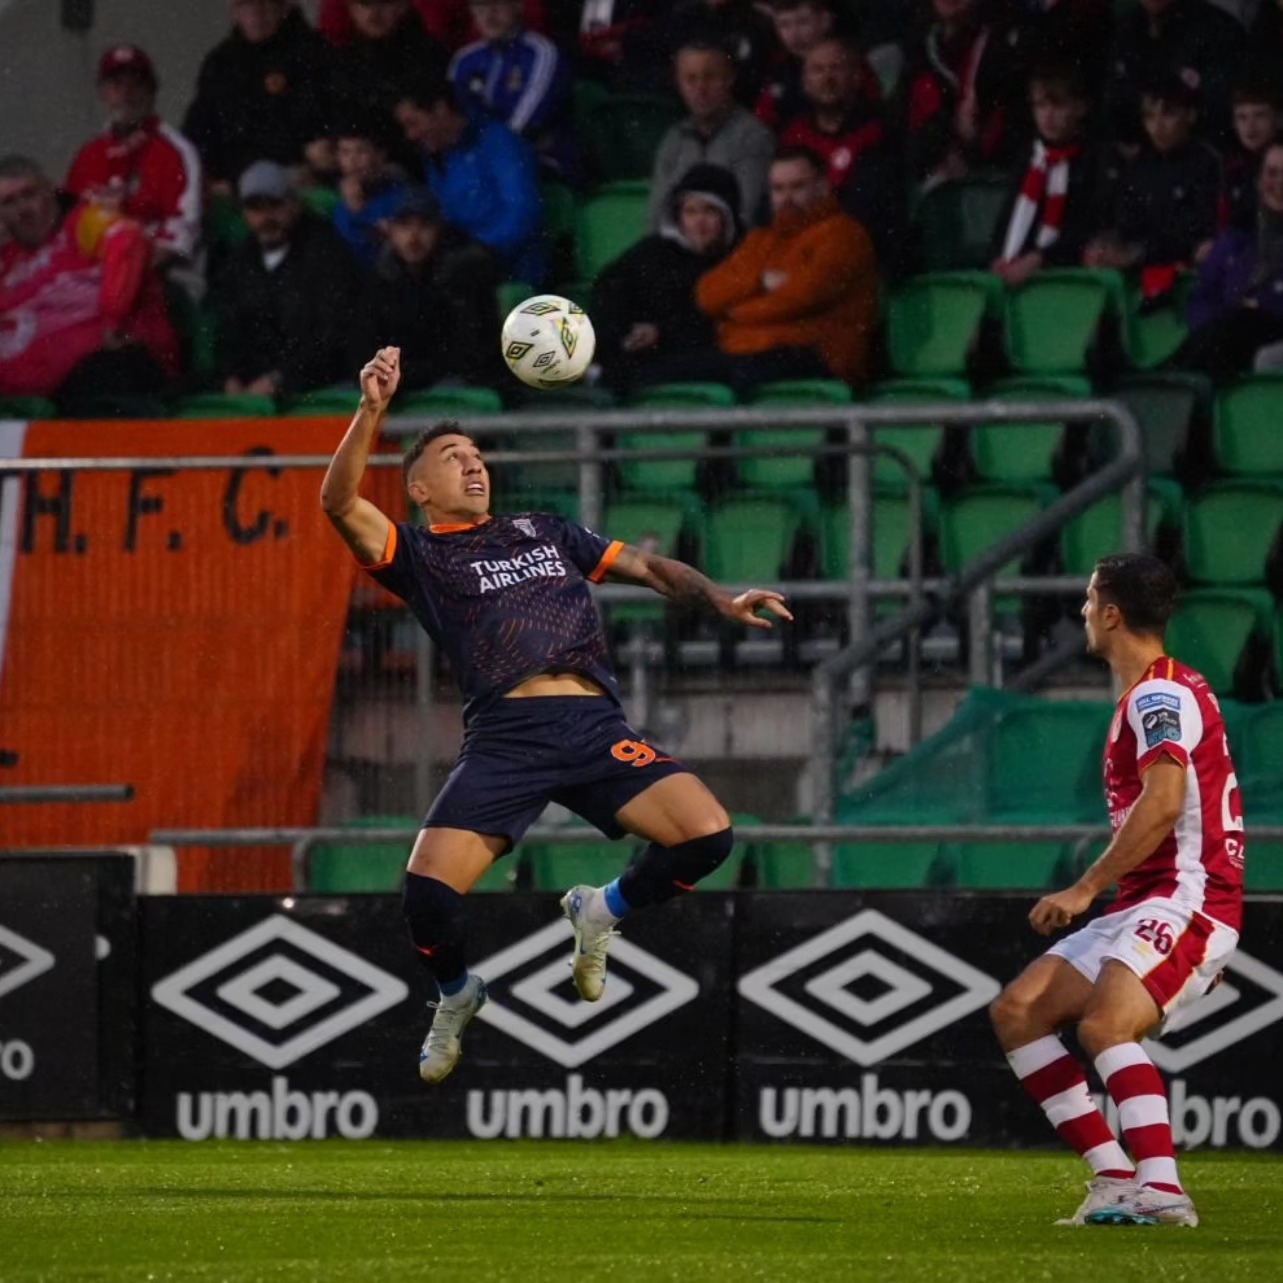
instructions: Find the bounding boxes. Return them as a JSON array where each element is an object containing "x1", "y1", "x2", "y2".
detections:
[{"x1": 504, "y1": 672, "x2": 606, "y2": 698}]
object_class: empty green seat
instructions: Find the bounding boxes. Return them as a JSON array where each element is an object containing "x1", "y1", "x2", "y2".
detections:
[
  {"x1": 915, "y1": 176, "x2": 1010, "y2": 271},
  {"x1": 0, "y1": 396, "x2": 57, "y2": 419},
  {"x1": 704, "y1": 498, "x2": 800, "y2": 580},
  {"x1": 1003, "y1": 269, "x2": 1121, "y2": 374},
  {"x1": 987, "y1": 703, "x2": 1110, "y2": 820},
  {"x1": 1165, "y1": 589, "x2": 1271, "y2": 696},
  {"x1": 576, "y1": 181, "x2": 650, "y2": 281},
  {"x1": 1104, "y1": 372, "x2": 1210, "y2": 475},
  {"x1": 392, "y1": 387, "x2": 504, "y2": 417},
  {"x1": 600, "y1": 498, "x2": 688, "y2": 624},
  {"x1": 887, "y1": 272, "x2": 998, "y2": 377},
  {"x1": 631, "y1": 382, "x2": 736, "y2": 408},
  {"x1": 584, "y1": 95, "x2": 683, "y2": 181},
  {"x1": 952, "y1": 842, "x2": 1071, "y2": 890},
  {"x1": 616, "y1": 431, "x2": 704, "y2": 492},
  {"x1": 972, "y1": 376, "x2": 1090, "y2": 483},
  {"x1": 1061, "y1": 487, "x2": 1166, "y2": 575},
  {"x1": 1121, "y1": 272, "x2": 1194, "y2": 370},
  {"x1": 176, "y1": 392, "x2": 279, "y2": 419},
  {"x1": 938, "y1": 485, "x2": 1047, "y2": 577},
  {"x1": 831, "y1": 841, "x2": 952, "y2": 889},
  {"x1": 866, "y1": 377, "x2": 969, "y2": 488},
  {"x1": 287, "y1": 388, "x2": 360, "y2": 416},
  {"x1": 527, "y1": 840, "x2": 633, "y2": 890},
  {"x1": 1214, "y1": 374, "x2": 1283, "y2": 475},
  {"x1": 1239, "y1": 702, "x2": 1283, "y2": 818},
  {"x1": 820, "y1": 495, "x2": 921, "y2": 582},
  {"x1": 298, "y1": 186, "x2": 339, "y2": 220},
  {"x1": 1183, "y1": 481, "x2": 1283, "y2": 586},
  {"x1": 733, "y1": 429, "x2": 823, "y2": 490},
  {"x1": 1245, "y1": 841, "x2": 1283, "y2": 892},
  {"x1": 752, "y1": 379, "x2": 852, "y2": 405},
  {"x1": 309, "y1": 816, "x2": 413, "y2": 893}
]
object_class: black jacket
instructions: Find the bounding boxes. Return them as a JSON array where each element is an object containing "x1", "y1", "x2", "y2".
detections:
[
  {"x1": 217, "y1": 214, "x2": 359, "y2": 392},
  {"x1": 349, "y1": 232, "x2": 503, "y2": 392},
  {"x1": 1114, "y1": 139, "x2": 1221, "y2": 265},
  {"x1": 183, "y1": 7, "x2": 331, "y2": 182}
]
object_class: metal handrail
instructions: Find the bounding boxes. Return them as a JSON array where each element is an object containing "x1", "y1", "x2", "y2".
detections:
[{"x1": 0, "y1": 785, "x2": 134, "y2": 804}]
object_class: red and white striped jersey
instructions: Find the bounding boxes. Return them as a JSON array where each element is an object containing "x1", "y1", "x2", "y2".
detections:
[{"x1": 1104, "y1": 657, "x2": 1245, "y2": 930}]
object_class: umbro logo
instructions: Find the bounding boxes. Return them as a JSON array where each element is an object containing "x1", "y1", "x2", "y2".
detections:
[
  {"x1": 473, "y1": 920, "x2": 699, "y2": 1068},
  {"x1": 151, "y1": 916, "x2": 408, "y2": 1070},
  {"x1": 738, "y1": 909, "x2": 1000, "y2": 1066},
  {"x1": 1147, "y1": 949, "x2": 1283, "y2": 1073},
  {"x1": 0, "y1": 925, "x2": 55, "y2": 1000}
]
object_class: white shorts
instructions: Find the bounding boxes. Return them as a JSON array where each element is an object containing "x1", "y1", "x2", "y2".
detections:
[{"x1": 1047, "y1": 897, "x2": 1239, "y2": 1030}]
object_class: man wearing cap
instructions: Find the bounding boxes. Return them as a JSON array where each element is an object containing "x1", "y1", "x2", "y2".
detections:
[
  {"x1": 66, "y1": 46, "x2": 203, "y2": 267},
  {"x1": 349, "y1": 186, "x2": 503, "y2": 392},
  {"x1": 215, "y1": 160, "x2": 359, "y2": 398}
]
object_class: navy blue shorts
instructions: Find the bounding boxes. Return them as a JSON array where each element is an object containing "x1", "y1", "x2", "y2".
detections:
[{"x1": 424, "y1": 696, "x2": 689, "y2": 850}]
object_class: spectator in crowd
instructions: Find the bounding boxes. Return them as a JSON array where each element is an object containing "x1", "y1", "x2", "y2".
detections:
[
  {"x1": 0, "y1": 156, "x2": 178, "y2": 411},
  {"x1": 1177, "y1": 141, "x2": 1283, "y2": 380},
  {"x1": 324, "y1": 0, "x2": 448, "y2": 169},
  {"x1": 395, "y1": 80, "x2": 545, "y2": 283},
  {"x1": 591, "y1": 163, "x2": 741, "y2": 389},
  {"x1": 65, "y1": 46, "x2": 202, "y2": 270},
  {"x1": 779, "y1": 36, "x2": 904, "y2": 273},
  {"x1": 648, "y1": 41, "x2": 775, "y2": 230},
  {"x1": 183, "y1": 0, "x2": 331, "y2": 189},
  {"x1": 755, "y1": 0, "x2": 837, "y2": 129},
  {"x1": 665, "y1": 0, "x2": 779, "y2": 106},
  {"x1": 1086, "y1": 72, "x2": 1220, "y2": 294},
  {"x1": 450, "y1": 0, "x2": 578, "y2": 180},
  {"x1": 349, "y1": 187, "x2": 503, "y2": 392},
  {"x1": 215, "y1": 160, "x2": 358, "y2": 398},
  {"x1": 694, "y1": 146, "x2": 879, "y2": 388},
  {"x1": 332, "y1": 116, "x2": 410, "y2": 267},
  {"x1": 1104, "y1": 0, "x2": 1244, "y2": 147},
  {"x1": 1223, "y1": 81, "x2": 1281, "y2": 232},
  {"x1": 317, "y1": 0, "x2": 549, "y2": 52},
  {"x1": 901, "y1": 0, "x2": 1016, "y2": 193},
  {"x1": 991, "y1": 66, "x2": 1118, "y2": 287}
]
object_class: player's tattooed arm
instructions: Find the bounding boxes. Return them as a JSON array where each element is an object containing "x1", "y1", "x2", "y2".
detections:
[
  {"x1": 606, "y1": 546, "x2": 793, "y2": 630},
  {"x1": 320, "y1": 348, "x2": 399, "y2": 565}
]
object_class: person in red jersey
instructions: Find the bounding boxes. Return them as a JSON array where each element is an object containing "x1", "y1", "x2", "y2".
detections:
[
  {"x1": 991, "y1": 553, "x2": 1244, "y2": 1229},
  {"x1": 65, "y1": 46, "x2": 202, "y2": 269}
]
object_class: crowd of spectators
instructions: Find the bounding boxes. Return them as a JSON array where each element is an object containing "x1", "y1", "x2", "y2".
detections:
[{"x1": 2, "y1": 0, "x2": 1282, "y2": 411}]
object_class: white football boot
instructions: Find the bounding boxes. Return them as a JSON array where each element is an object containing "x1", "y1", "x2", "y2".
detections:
[
  {"x1": 1056, "y1": 1175, "x2": 1137, "y2": 1226},
  {"x1": 418, "y1": 975, "x2": 487, "y2": 1085},
  {"x1": 560, "y1": 884, "x2": 618, "y2": 1002},
  {"x1": 1087, "y1": 1185, "x2": 1199, "y2": 1227}
]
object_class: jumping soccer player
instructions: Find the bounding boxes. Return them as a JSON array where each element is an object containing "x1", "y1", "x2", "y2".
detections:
[
  {"x1": 990, "y1": 553, "x2": 1244, "y2": 1228},
  {"x1": 320, "y1": 347, "x2": 791, "y2": 1084}
]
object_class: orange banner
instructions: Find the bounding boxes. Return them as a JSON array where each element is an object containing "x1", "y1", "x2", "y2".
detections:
[{"x1": 0, "y1": 418, "x2": 358, "y2": 891}]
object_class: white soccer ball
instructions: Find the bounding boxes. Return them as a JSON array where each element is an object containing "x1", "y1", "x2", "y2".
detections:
[{"x1": 500, "y1": 294, "x2": 596, "y2": 389}]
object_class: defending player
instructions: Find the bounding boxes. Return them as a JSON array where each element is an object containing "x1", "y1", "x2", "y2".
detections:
[
  {"x1": 990, "y1": 554, "x2": 1244, "y2": 1228},
  {"x1": 320, "y1": 347, "x2": 792, "y2": 1084}
]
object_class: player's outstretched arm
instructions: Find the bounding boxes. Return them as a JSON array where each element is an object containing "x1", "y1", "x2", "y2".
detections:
[
  {"x1": 605, "y1": 545, "x2": 793, "y2": 630},
  {"x1": 320, "y1": 348, "x2": 400, "y2": 565}
]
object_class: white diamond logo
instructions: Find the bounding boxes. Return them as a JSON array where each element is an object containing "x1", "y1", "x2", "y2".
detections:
[
  {"x1": 0, "y1": 925, "x2": 55, "y2": 1000},
  {"x1": 738, "y1": 909, "x2": 1001, "y2": 1066},
  {"x1": 150, "y1": 915, "x2": 409, "y2": 1069},
  {"x1": 474, "y1": 919, "x2": 699, "y2": 1068},
  {"x1": 1146, "y1": 949, "x2": 1283, "y2": 1073}
]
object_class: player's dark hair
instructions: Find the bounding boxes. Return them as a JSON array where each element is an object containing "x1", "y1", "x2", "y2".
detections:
[
  {"x1": 1093, "y1": 553, "x2": 1179, "y2": 636},
  {"x1": 403, "y1": 422, "x2": 471, "y2": 483},
  {"x1": 773, "y1": 144, "x2": 827, "y2": 175}
]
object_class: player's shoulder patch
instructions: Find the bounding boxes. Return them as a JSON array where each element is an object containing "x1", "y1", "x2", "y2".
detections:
[
  {"x1": 1135, "y1": 690, "x2": 1182, "y2": 714},
  {"x1": 1135, "y1": 686, "x2": 1184, "y2": 750}
]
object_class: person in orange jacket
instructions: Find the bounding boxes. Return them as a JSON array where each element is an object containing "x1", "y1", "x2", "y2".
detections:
[{"x1": 694, "y1": 145, "x2": 878, "y2": 388}]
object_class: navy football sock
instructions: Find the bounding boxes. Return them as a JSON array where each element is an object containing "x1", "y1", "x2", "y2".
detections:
[
  {"x1": 615, "y1": 827, "x2": 734, "y2": 912},
  {"x1": 402, "y1": 872, "x2": 469, "y2": 996}
]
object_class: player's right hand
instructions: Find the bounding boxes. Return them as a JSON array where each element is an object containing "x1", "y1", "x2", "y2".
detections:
[{"x1": 360, "y1": 347, "x2": 401, "y2": 410}]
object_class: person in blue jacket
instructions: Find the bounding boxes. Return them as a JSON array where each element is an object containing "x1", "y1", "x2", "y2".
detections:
[{"x1": 395, "y1": 79, "x2": 546, "y2": 284}]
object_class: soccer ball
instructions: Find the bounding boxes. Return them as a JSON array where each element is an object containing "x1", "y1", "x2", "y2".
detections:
[{"x1": 500, "y1": 294, "x2": 596, "y2": 389}]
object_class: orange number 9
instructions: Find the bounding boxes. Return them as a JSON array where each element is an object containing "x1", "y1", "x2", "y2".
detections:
[{"x1": 611, "y1": 738, "x2": 656, "y2": 768}]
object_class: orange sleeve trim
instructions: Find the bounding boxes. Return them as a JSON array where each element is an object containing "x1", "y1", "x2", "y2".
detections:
[
  {"x1": 1137, "y1": 741, "x2": 1190, "y2": 776},
  {"x1": 588, "y1": 539, "x2": 625, "y2": 583},
  {"x1": 429, "y1": 516, "x2": 492, "y2": 534},
  {"x1": 363, "y1": 521, "x2": 397, "y2": 572},
  {"x1": 1167, "y1": 657, "x2": 1175, "y2": 680}
]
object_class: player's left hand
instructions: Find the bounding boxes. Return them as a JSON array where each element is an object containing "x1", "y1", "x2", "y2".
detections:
[
  {"x1": 723, "y1": 589, "x2": 793, "y2": 631},
  {"x1": 1029, "y1": 885, "x2": 1094, "y2": 937}
]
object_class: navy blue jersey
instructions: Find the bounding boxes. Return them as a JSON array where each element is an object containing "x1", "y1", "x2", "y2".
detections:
[{"x1": 364, "y1": 513, "x2": 624, "y2": 723}]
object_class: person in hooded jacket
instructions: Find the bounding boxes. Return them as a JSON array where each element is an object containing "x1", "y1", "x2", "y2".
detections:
[{"x1": 590, "y1": 163, "x2": 741, "y2": 390}]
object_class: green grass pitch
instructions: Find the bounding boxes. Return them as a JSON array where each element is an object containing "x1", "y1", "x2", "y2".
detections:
[{"x1": 2, "y1": 1142, "x2": 1280, "y2": 1281}]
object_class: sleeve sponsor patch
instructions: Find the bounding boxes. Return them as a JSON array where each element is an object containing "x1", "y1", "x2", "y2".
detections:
[
  {"x1": 1142, "y1": 706, "x2": 1182, "y2": 749},
  {"x1": 1135, "y1": 691, "x2": 1181, "y2": 713}
]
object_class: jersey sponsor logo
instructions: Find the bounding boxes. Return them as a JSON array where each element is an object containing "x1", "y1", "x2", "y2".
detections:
[
  {"x1": 150, "y1": 915, "x2": 408, "y2": 1070},
  {"x1": 512, "y1": 517, "x2": 537, "y2": 539},
  {"x1": 1142, "y1": 706, "x2": 1182, "y2": 749},
  {"x1": 471, "y1": 919, "x2": 699, "y2": 1068},
  {"x1": 470, "y1": 543, "x2": 567, "y2": 593},
  {"x1": 0, "y1": 924, "x2": 56, "y2": 1001},
  {"x1": 737, "y1": 910, "x2": 1000, "y2": 1066}
]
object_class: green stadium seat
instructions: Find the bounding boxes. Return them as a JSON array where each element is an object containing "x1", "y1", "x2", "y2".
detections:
[
  {"x1": 914, "y1": 176, "x2": 1010, "y2": 271},
  {"x1": 576, "y1": 181, "x2": 651, "y2": 281},
  {"x1": 527, "y1": 839, "x2": 636, "y2": 890},
  {"x1": 1003, "y1": 269, "x2": 1122, "y2": 374},
  {"x1": 392, "y1": 387, "x2": 505, "y2": 417},
  {"x1": 1182, "y1": 481, "x2": 1283, "y2": 586},
  {"x1": 752, "y1": 379, "x2": 852, "y2": 405},
  {"x1": 631, "y1": 382, "x2": 736, "y2": 408},
  {"x1": 497, "y1": 280, "x2": 536, "y2": 319},
  {"x1": 887, "y1": 272, "x2": 998, "y2": 377},
  {"x1": 703, "y1": 497, "x2": 800, "y2": 580},
  {"x1": 583, "y1": 95, "x2": 683, "y2": 181},
  {"x1": 600, "y1": 497, "x2": 689, "y2": 625},
  {"x1": 298, "y1": 186, "x2": 339, "y2": 221},
  {"x1": 1238, "y1": 702, "x2": 1283, "y2": 819},
  {"x1": 1103, "y1": 372, "x2": 1210, "y2": 476},
  {"x1": 972, "y1": 376, "x2": 1091, "y2": 484},
  {"x1": 987, "y1": 702, "x2": 1111, "y2": 820},
  {"x1": 951, "y1": 842, "x2": 1071, "y2": 890},
  {"x1": 820, "y1": 494, "x2": 924, "y2": 582},
  {"x1": 286, "y1": 388, "x2": 360, "y2": 416},
  {"x1": 832, "y1": 841, "x2": 952, "y2": 889},
  {"x1": 309, "y1": 815, "x2": 413, "y2": 893},
  {"x1": 866, "y1": 377, "x2": 970, "y2": 489},
  {"x1": 1121, "y1": 272, "x2": 1194, "y2": 370},
  {"x1": 1213, "y1": 374, "x2": 1283, "y2": 476},
  {"x1": 1165, "y1": 589, "x2": 1272, "y2": 697},
  {"x1": 0, "y1": 396, "x2": 57, "y2": 419},
  {"x1": 176, "y1": 392, "x2": 279, "y2": 418},
  {"x1": 938, "y1": 485, "x2": 1048, "y2": 577},
  {"x1": 619, "y1": 384, "x2": 733, "y2": 493},
  {"x1": 1060, "y1": 486, "x2": 1167, "y2": 576},
  {"x1": 502, "y1": 430, "x2": 579, "y2": 496},
  {"x1": 733, "y1": 429, "x2": 823, "y2": 490},
  {"x1": 1245, "y1": 841, "x2": 1283, "y2": 892},
  {"x1": 204, "y1": 190, "x2": 248, "y2": 250}
]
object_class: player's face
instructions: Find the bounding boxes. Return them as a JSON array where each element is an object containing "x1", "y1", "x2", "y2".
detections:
[
  {"x1": 408, "y1": 434, "x2": 490, "y2": 519},
  {"x1": 1082, "y1": 575, "x2": 1119, "y2": 657}
]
